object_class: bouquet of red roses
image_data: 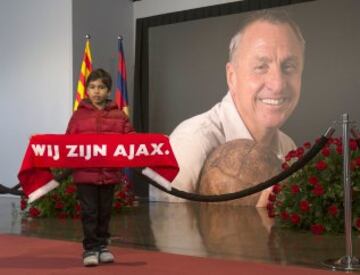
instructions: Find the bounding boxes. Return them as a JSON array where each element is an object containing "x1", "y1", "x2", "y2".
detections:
[{"x1": 267, "y1": 137, "x2": 360, "y2": 235}]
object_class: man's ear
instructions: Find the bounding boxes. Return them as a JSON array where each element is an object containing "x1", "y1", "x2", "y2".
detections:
[{"x1": 226, "y1": 62, "x2": 237, "y2": 95}]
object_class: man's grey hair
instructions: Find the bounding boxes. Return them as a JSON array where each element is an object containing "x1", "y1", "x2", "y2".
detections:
[{"x1": 229, "y1": 9, "x2": 306, "y2": 63}]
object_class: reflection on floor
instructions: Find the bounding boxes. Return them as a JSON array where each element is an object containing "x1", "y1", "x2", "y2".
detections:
[{"x1": 0, "y1": 195, "x2": 358, "y2": 271}]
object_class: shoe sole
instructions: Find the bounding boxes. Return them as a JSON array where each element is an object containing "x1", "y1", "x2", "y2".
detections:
[
  {"x1": 84, "y1": 259, "x2": 99, "y2": 267},
  {"x1": 84, "y1": 263, "x2": 98, "y2": 267},
  {"x1": 100, "y1": 259, "x2": 114, "y2": 264}
]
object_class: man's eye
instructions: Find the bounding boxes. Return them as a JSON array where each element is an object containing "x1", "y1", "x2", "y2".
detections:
[
  {"x1": 282, "y1": 63, "x2": 297, "y2": 74},
  {"x1": 254, "y1": 64, "x2": 268, "y2": 73}
]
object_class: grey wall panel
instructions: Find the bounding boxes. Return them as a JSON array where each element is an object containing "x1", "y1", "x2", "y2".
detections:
[
  {"x1": 0, "y1": 0, "x2": 72, "y2": 188},
  {"x1": 72, "y1": 0, "x2": 134, "y2": 110}
]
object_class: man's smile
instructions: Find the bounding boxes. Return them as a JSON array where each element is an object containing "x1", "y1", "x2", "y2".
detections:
[{"x1": 258, "y1": 97, "x2": 287, "y2": 106}]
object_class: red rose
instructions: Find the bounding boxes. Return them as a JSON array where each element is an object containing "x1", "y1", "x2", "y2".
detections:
[
  {"x1": 315, "y1": 160, "x2": 327, "y2": 171},
  {"x1": 310, "y1": 224, "x2": 325, "y2": 235},
  {"x1": 291, "y1": 184, "x2": 300, "y2": 194},
  {"x1": 55, "y1": 201, "x2": 64, "y2": 209},
  {"x1": 312, "y1": 184, "x2": 325, "y2": 196},
  {"x1": 356, "y1": 157, "x2": 360, "y2": 167},
  {"x1": 281, "y1": 162, "x2": 289, "y2": 170},
  {"x1": 350, "y1": 139, "x2": 358, "y2": 151},
  {"x1": 328, "y1": 204, "x2": 338, "y2": 216},
  {"x1": 296, "y1": 147, "x2": 305, "y2": 158},
  {"x1": 299, "y1": 200, "x2": 310, "y2": 212},
  {"x1": 51, "y1": 194, "x2": 60, "y2": 201},
  {"x1": 20, "y1": 198, "x2": 27, "y2": 210},
  {"x1": 29, "y1": 207, "x2": 41, "y2": 218},
  {"x1": 267, "y1": 210, "x2": 275, "y2": 218},
  {"x1": 303, "y1": 142, "x2": 311, "y2": 149},
  {"x1": 268, "y1": 193, "x2": 276, "y2": 202},
  {"x1": 75, "y1": 203, "x2": 81, "y2": 212},
  {"x1": 281, "y1": 211, "x2": 289, "y2": 220},
  {"x1": 290, "y1": 213, "x2": 301, "y2": 225},
  {"x1": 308, "y1": 176, "x2": 319, "y2": 185},
  {"x1": 65, "y1": 184, "x2": 76, "y2": 194},
  {"x1": 285, "y1": 155, "x2": 291, "y2": 162},
  {"x1": 321, "y1": 147, "x2": 330, "y2": 157},
  {"x1": 116, "y1": 191, "x2": 127, "y2": 199},
  {"x1": 333, "y1": 138, "x2": 342, "y2": 145},
  {"x1": 336, "y1": 145, "x2": 343, "y2": 155},
  {"x1": 114, "y1": 201, "x2": 122, "y2": 209},
  {"x1": 266, "y1": 202, "x2": 274, "y2": 211},
  {"x1": 266, "y1": 203, "x2": 275, "y2": 217},
  {"x1": 351, "y1": 160, "x2": 357, "y2": 171},
  {"x1": 285, "y1": 150, "x2": 297, "y2": 161},
  {"x1": 327, "y1": 138, "x2": 334, "y2": 144},
  {"x1": 355, "y1": 218, "x2": 360, "y2": 229},
  {"x1": 272, "y1": 184, "x2": 282, "y2": 194}
]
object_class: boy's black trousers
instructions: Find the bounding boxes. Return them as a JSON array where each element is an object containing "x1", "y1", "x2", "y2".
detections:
[{"x1": 76, "y1": 184, "x2": 115, "y2": 251}]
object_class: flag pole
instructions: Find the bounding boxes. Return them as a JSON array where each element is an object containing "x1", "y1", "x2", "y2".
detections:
[
  {"x1": 73, "y1": 34, "x2": 93, "y2": 111},
  {"x1": 115, "y1": 35, "x2": 129, "y2": 116},
  {"x1": 116, "y1": 35, "x2": 133, "y2": 196}
]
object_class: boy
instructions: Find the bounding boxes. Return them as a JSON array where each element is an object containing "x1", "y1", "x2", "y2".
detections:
[{"x1": 66, "y1": 68, "x2": 134, "y2": 267}]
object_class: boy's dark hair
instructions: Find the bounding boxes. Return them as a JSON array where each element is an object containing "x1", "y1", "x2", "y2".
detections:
[{"x1": 85, "y1": 68, "x2": 112, "y2": 90}]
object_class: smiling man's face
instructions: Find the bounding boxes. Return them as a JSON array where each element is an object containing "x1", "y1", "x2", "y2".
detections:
[{"x1": 226, "y1": 20, "x2": 304, "y2": 136}]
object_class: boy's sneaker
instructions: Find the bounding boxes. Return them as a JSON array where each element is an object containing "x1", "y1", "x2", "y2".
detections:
[
  {"x1": 99, "y1": 247, "x2": 114, "y2": 263},
  {"x1": 83, "y1": 250, "x2": 99, "y2": 267}
]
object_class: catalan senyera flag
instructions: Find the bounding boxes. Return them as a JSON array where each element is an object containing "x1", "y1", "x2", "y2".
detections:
[
  {"x1": 73, "y1": 37, "x2": 93, "y2": 111},
  {"x1": 115, "y1": 36, "x2": 129, "y2": 116}
]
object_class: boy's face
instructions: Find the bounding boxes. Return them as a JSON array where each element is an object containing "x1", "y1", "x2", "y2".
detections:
[{"x1": 87, "y1": 79, "x2": 110, "y2": 109}]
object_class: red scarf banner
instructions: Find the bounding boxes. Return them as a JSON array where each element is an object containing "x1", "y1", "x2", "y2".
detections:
[{"x1": 18, "y1": 134, "x2": 179, "y2": 202}]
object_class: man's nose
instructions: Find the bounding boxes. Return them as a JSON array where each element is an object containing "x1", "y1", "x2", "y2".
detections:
[{"x1": 266, "y1": 68, "x2": 286, "y2": 92}]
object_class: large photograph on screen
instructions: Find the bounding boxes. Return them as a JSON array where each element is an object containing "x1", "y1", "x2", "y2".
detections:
[{"x1": 146, "y1": 0, "x2": 360, "y2": 205}]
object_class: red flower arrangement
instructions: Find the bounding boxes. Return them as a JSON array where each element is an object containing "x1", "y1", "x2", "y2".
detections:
[
  {"x1": 267, "y1": 137, "x2": 360, "y2": 235},
  {"x1": 21, "y1": 169, "x2": 134, "y2": 218}
]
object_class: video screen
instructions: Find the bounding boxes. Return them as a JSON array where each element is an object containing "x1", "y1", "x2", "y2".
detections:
[{"x1": 146, "y1": 0, "x2": 360, "y2": 204}]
